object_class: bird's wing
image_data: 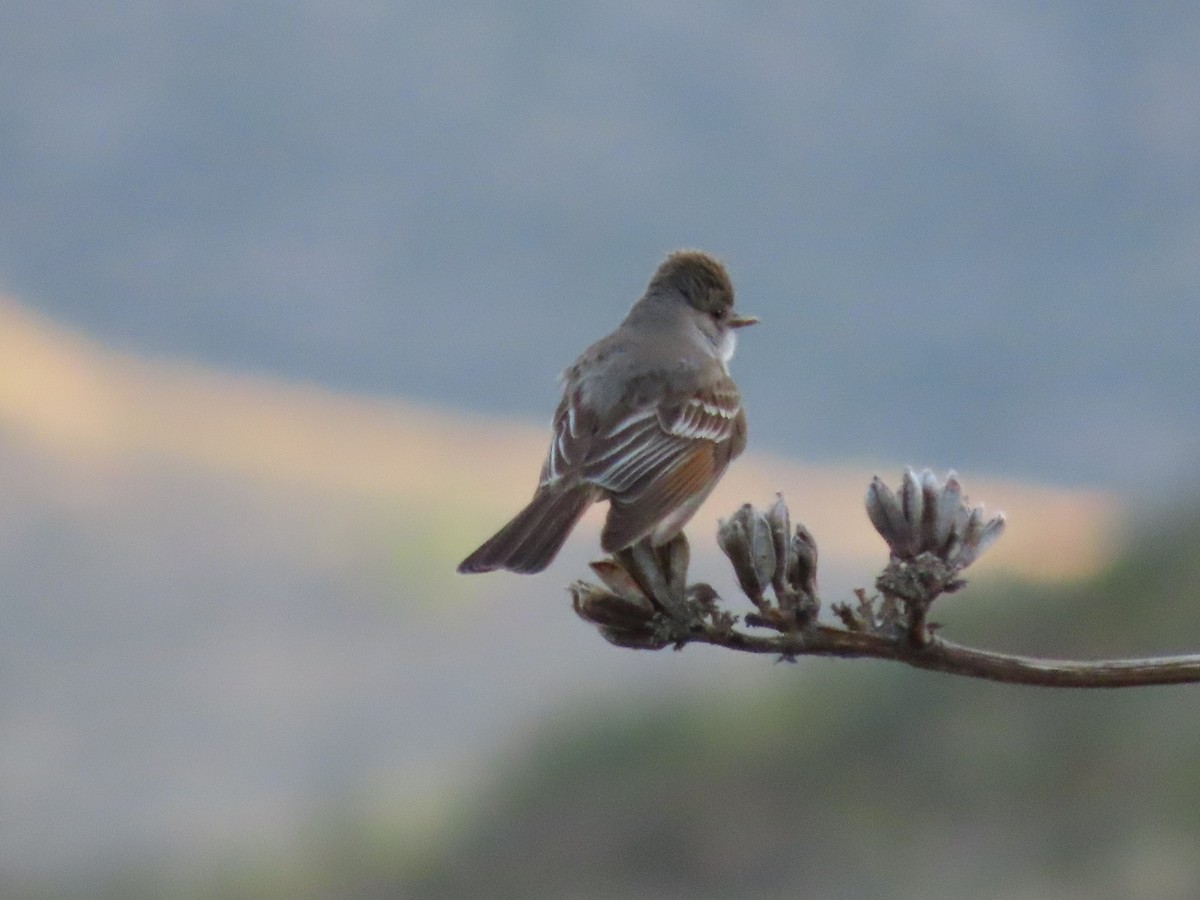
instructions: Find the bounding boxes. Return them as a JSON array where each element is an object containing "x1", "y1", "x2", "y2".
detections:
[
  {"x1": 583, "y1": 377, "x2": 746, "y2": 549},
  {"x1": 539, "y1": 389, "x2": 597, "y2": 485},
  {"x1": 582, "y1": 383, "x2": 739, "y2": 485}
]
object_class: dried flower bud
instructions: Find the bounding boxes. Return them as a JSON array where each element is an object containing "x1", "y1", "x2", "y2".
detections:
[
  {"x1": 934, "y1": 472, "x2": 962, "y2": 553},
  {"x1": 765, "y1": 493, "x2": 792, "y2": 595},
  {"x1": 900, "y1": 467, "x2": 925, "y2": 549},
  {"x1": 866, "y1": 469, "x2": 1005, "y2": 570},
  {"x1": 789, "y1": 524, "x2": 819, "y2": 598},
  {"x1": 570, "y1": 580, "x2": 652, "y2": 628},
  {"x1": 746, "y1": 507, "x2": 777, "y2": 597},
  {"x1": 915, "y1": 468, "x2": 942, "y2": 552},
  {"x1": 718, "y1": 504, "x2": 769, "y2": 604},
  {"x1": 950, "y1": 511, "x2": 1006, "y2": 568},
  {"x1": 588, "y1": 559, "x2": 651, "y2": 606},
  {"x1": 569, "y1": 580, "x2": 668, "y2": 650},
  {"x1": 865, "y1": 476, "x2": 909, "y2": 556}
]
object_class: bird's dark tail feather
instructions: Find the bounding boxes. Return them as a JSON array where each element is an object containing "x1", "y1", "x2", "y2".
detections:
[{"x1": 457, "y1": 485, "x2": 598, "y2": 574}]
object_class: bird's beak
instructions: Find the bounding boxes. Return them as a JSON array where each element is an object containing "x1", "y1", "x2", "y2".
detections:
[{"x1": 728, "y1": 313, "x2": 759, "y2": 329}]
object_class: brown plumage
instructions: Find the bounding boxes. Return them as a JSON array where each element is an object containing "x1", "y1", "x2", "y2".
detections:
[{"x1": 458, "y1": 250, "x2": 756, "y2": 575}]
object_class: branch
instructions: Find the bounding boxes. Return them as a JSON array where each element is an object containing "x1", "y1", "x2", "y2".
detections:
[
  {"x1": 688, "y1": 626, "x2": 1200, "y2": 688},
  {"x1": 569, "y1": 470, "x2": 1200, "y2": 689}
]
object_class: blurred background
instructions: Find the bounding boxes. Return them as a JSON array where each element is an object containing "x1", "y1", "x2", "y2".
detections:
[{"x1": 2, "y1": 2, "x2": 1200, "y2": 898}]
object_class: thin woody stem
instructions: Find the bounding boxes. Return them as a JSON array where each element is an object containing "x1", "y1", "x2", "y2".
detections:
[
  {"x1": 687, "y1": 624, "x2": 1200, "y2": 688},
  {"x1": 572, "y1": 493, "x2": 1200, "y2": 689}
]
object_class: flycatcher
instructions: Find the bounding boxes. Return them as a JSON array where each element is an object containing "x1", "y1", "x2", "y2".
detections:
[{"x1": 458, "y1": 250, "x2": 757, "y2": 574}]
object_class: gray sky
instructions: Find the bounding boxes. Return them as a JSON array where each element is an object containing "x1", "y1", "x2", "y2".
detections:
[{"x1": 2, "y1": 2, "x2": 1199, "y2": 487}]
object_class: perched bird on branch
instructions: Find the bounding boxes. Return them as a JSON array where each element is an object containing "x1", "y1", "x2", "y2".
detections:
[{"x1": 459, "y1": 250, "x2": 757, "y2": 574}]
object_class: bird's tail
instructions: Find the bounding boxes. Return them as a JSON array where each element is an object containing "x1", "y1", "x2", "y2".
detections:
[{"x1": 457, "y1": 484, "x2": 598, "y2": 574}]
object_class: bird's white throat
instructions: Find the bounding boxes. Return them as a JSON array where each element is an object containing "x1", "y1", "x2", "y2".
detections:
[{"x1": 719, "y1": 329, "x2": 738, "y2": 365}]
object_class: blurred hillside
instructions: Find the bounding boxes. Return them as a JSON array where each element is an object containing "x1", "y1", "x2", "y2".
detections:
[
  {"x1": 0, "y1": 294, "x2": 1123, "y2": 895},
  {"x1": 410, "y1": 508, "x2": 1200, "y2": 900},
  {"x1": 0, "y1": 295, "x2": 1117, "y2": 583}
]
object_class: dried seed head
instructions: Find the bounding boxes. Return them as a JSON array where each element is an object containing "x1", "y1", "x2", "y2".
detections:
[
  {"x1": 719, "y1": 504, "x2": 770, "y2": 604},
  {"x1": 570, "y1": 580, "x2": 651, "y2": 628},
  {"x1": 865, "y1": 470, "x2": 1005, "y2": 570},
  {"x1": 916, "y1": 468, "x2": 942, "y2": 552},
  {"x1": 746, "y1": 507, "x2": 778, "y2": 597},
  {"x1": 765, "y1": 493, "x2": 792, "y2": 596},
  {"x1": 899, "y1": 467, "x2": 925, "y2": 555},
  {"x1": 934, "y1": 472, "x2": 963, "y2": 553},
  {"x1": 865, "y1": 477, "x2": 909, "y2": 556},
  {"x1": 588, "y1": 559, "x2": 652, "y2": 606},
  {"x1": 789, "y1": 524, "x2": 819, "y2": 598},
  {"x1": 569, "y1": 580, "x2": 668, "y2": 650},
  {"x1": 951, "y1": 512, "x2": 1006, "y2": 568}
]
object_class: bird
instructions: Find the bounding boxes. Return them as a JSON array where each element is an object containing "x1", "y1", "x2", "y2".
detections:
[{"x1": 458, "y1": 250, "x2": 757, "y2": 574}]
